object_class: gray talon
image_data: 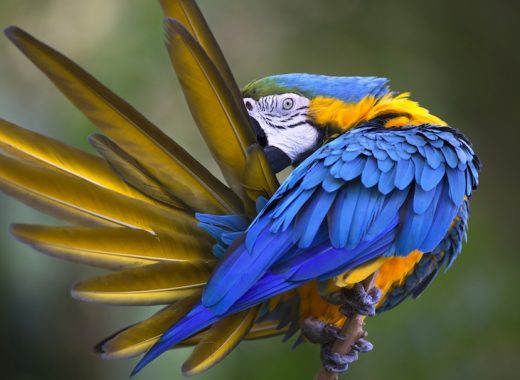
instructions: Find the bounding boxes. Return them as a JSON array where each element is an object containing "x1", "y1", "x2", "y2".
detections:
[
  {"x1": 352, "y1": 338, "x2": 373, "y2": 352},
  {"x1": 340, "y1": 283, "x2": 382, "y2": 317},
  {"x1": 323, "y1": 324, "x2": 344, "y2": 341},
  {"x1": 302, "y1": 317, "x2": 343, "y2": 345},
  {"x1": 320, "y1": 337, "x2": 374, "y2": 373}
]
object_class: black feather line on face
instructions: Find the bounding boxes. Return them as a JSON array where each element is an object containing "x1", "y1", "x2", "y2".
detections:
[
  {"x1": 278, "y1": 114, "x2": 302, "y2": 123},
  {"x1": 281, "y1": 120, "x2": 308, "y2": 129}
]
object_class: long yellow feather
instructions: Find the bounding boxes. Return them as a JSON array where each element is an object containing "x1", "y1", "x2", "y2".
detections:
[
  {"x1": 0, "y1": 118, "x2": 158, "y2": 205},
  {"x1": 0, "y1": 154, "x2": 198, "y2": 234},
  {"x1": 97, "y1": 295, "x2": 201, "y2": 359},
  {"x1": 10, "y1": 224, "x2": 214, "y2": 270},
  {"x1": 243, "y1": 319, "x2": 289, "y2": 340},
  {"x1": 164, "y1": 19, "x2": 256, "y2": 207},
  {"x1": 159, "y1": 0, "x2": 244, "y2": 102},
  {"x1": 182, "y1": 307, "x2": 259, "y2": 376},
  {"x1": 71, "y1": 262, "x2": 211, "y2": 305},
  {"x1": 4, "y1": 26, "x2": 242, "y2": 215},
  {"x1": 243, "y1": 144, "x2": 279, "y2": 205},
  {"x1": 88, "y1": 133, "x2": 187, "y2": 209},
  {"x1": 97, "y1": 306, "x2": 286, "y2": 360}
]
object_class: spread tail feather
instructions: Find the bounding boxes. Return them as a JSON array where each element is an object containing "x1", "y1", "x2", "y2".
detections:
[
  {"x1": 131, "y1": 304, "x2": 217, "y2": 376},
  {"x1": 131, "y1": 270, "x2": 299, "y2": 375}
]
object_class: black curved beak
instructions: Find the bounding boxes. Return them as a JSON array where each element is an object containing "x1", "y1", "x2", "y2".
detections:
[{"x1": 264, "y1": 145, "x2": 291, "y2": 173}]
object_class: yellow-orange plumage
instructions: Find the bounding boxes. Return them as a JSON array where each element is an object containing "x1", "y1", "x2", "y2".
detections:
[{"x1": 309, "y1": 93, "x2": 447, "y2": 132}]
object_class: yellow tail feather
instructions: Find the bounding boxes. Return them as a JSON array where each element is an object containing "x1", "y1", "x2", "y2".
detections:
[{"x1": 71, "y1": 262, "x2": 211, "y2": 305}]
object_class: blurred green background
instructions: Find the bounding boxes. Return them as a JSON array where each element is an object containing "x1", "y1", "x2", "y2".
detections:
[{"x1": 0, "y1": 0, "x2": 518, "y2": 379}]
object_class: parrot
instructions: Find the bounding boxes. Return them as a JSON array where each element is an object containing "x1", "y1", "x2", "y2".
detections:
[{"x1": 0, "y1": 0, "x2": 480, "y2": 377}]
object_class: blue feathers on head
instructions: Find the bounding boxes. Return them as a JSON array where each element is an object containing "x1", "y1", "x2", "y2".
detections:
[{"x1": 243, "y1": 73, "x2": 390, "y2": 102}]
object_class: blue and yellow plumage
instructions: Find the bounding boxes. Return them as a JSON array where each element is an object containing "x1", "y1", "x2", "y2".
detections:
[
  {"x1": 132, "y1": 86, "x2": 479, "y2": 373},
  {"x1": 0, "y1": 0, "x2": 480, "y2": 377}
]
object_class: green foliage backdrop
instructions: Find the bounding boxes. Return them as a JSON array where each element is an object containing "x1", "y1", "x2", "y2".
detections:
[{"x1": 0, "y1": 1, "x2": 518, "y2": 379}]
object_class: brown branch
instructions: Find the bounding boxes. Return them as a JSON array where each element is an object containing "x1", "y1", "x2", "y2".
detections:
[{"x1": 313, "y1": 273, "x2": 378, "y2": 380}]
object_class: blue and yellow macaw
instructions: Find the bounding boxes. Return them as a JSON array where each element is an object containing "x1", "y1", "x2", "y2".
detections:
[{"x1": 0, "y1": 0, "x2": 479, "y2": 377}]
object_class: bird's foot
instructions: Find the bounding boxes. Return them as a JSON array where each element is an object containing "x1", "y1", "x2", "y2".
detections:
[
  {"x1": 326, "y1": 283, "x2": 382, "y2": 317},
  {"x1": 302, "y1": 317, "x2": 375, "y2": 373},
  {"x1": 320, "y1": 338, "x2": 374, "y2": 373},
  {"x1": 301, "y1": 317, "x2": 344, "y2": 345}
]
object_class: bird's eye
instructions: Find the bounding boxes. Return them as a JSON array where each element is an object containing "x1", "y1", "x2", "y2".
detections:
[{"x1": 282, "y1": 98, "x2": 294, "y2": 110}]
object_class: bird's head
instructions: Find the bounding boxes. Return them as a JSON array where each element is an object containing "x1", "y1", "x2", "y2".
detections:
[{"x1": 242, "y1": 73, "x2": 390, "y2": 173}]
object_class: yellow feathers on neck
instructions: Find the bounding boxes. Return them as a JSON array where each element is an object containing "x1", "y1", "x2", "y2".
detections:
[{"x1": 309, "y1": 93, "x2": 447, "y2": 132}]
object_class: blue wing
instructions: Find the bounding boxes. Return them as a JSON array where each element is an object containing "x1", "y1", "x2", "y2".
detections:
[
  {"x1": 203, "y1": 123, "x2": 479, "y2": 311},
  {"x1": 132, "y1": 122, "x2": 479, "y2": 374},
  {"x1": 378, "y1": 199, "x2": 471, "y2": 312}
]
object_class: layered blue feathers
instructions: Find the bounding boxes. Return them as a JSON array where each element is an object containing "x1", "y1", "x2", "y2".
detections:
[
  {"x1": 378, "y1": 200, "x2": 470, "y2": 312},
  {"x1": 133, "y1": 122, "x2": 479, "y2": 374},
  {"x1": 259, "y1": 123, "x2": 478, "y2": 254}
]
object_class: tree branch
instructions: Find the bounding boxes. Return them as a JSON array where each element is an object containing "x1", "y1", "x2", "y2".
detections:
[{"x1": 313, "y1": 272, "x2": 378, "y2": 380}]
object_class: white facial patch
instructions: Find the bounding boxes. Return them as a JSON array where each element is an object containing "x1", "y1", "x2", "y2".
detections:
[{"x1": 243, "y1": 93, "x2": 319, "y2": 162}]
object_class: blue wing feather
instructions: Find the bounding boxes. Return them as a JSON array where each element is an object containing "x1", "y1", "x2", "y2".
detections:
[
  {"x1": 322, "y1": 173, "x2": 344, "y2": 192},
  {"x1": 395, "y1": 159, "x2": 414, "y2": 189},
  {"x1": 413, "y1": 184, "x2": 437, "y2": 214},
  {"x1": 361, "y1": 157, "x2": 380, "y2": 187},
  {"x1": 327, "y1": 186, "x2": 354, "y2": 247},
  {"x1": 423, "y1": 144, "x2": 444, "y2": 169},
  {"x1": 378, "y1": 200, "x2": 470, "y2": 313},
  {"x1": 441, "y1": 145, "x2": 458, "y2": 168},
  {"x1": 294, "y1": 188, "x2": 337, "y2": 248},
  {"x1": 412, "y1": 153, "x2": 425, "y2": 183},
  {"x1": 378, "y1": 165, "x2": 397, "y2": 194},
  {"x1": 420, "y1": 163, "x2": 446, "y2": 191},
  {"x1": 301, "y1": 162, "x2": 327, "y2": 189},
  {"x1": 347, "y1": 183, "x2": 376, "y2": 248},
  {"x1": 334, "y1": 182, "x2": 361, "y2": 247},
  {"x1": 405, "y1": 133, "x2": 427, "y2": 146},
  {"x1": 446, "y1": 167, "x2": 465, "y2": 204},
  {"x1": 377, "y1": 157, "x2": 394, "y2": 172},
  {"x1": 366, "y1": 188, "x2": 408, "y2": 240},
  {"x1": 340, "y1": 156, "x2": 365, "y2": 180},
  {"x1": 271, "y1": 188, "x2": 316, "y2": 233}
]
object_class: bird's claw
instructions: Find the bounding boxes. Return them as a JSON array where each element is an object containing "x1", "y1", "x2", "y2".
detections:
[
  {"x1": 307, "y1": 283, "x2": 379, "y2": 373},
  {"x1": 320, "y1": 337, "x2": 374, "y2": 373},
  {"x1": 340, "y1": 283, "x2": 382, "y2": 317},
  {"x1": 321, "y1": 344, "x2": 358, "y2": 373},
  {"x1": 301, "y1": 317, "x2": 344, "y2": 344},
  {"x1": 352, "y1": 338, "x2": 373, "y2": 352}
]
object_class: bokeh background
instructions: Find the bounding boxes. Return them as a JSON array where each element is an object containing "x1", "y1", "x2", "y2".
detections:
[{"x1": 0, "y1": 0, "x2": 518, "y2": 379}]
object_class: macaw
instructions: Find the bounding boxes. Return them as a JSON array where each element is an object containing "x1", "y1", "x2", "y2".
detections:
[{"x1": 0, "y1": 0, "x2": 480, "y2": 377}]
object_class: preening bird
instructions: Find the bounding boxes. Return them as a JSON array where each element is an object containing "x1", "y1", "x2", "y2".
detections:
[{"x1": 0, "y1": 0, "x2": 480, "y2": 377}]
